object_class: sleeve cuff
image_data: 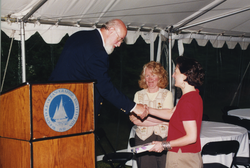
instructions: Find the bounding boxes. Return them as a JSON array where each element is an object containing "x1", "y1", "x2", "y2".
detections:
[{"x1": 130, "y1": 104, "x2": 137, "y2": 113}]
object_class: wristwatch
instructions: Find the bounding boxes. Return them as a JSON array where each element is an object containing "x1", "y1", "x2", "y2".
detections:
[{"x1": 162, "y1": 141, "x2": 172, "y2": 150}]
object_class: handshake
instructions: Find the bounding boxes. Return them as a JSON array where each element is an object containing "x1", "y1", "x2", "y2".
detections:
[{"x1": 131, "y1": 104, "x2": 149, "y2": 120}]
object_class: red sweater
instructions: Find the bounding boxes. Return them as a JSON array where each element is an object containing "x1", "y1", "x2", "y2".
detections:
[{"x1": 167, "y1": 89, "x2": 203, "y2": 153}]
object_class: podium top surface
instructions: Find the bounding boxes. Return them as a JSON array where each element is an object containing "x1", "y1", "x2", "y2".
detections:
[{"x1": 0, "y1": 80, "x2": 96, "y2": 95}]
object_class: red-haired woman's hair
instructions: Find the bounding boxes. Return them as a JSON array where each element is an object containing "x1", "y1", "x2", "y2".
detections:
[{"x1": 138, "y1": 61, "x2": 168, "y2": 89}]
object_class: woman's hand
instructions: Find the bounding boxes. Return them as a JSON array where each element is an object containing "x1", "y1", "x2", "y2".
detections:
[{"x1": 149, "y1": 141, "x2": 164, "y2": 153}]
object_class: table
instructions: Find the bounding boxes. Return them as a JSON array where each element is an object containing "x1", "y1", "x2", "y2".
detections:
[
  {"x1": 200, "y1": 121, "x2": 249, "y2": 167},
  {"x1": 228, "y1": 108, "x2": 250, "y2": 120},
  {"x1": 126, "y1": 121, "x2": 249, "y2": 168}
]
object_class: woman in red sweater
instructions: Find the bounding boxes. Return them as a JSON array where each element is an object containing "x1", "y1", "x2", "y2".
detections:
[{"x1": 148, "y1": 56, "x2": 205, "y2": 168}]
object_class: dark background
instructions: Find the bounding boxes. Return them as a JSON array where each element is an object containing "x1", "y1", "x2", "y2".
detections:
[{"x1": 1, "y1": 30, "x2": 250, "y2": 155}]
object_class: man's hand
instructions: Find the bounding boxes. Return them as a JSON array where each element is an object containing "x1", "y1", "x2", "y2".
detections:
[{"x1": 132, "y1": 104, "x2": 148, "y2": 119}]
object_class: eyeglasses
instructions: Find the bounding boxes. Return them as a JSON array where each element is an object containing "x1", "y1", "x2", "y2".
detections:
[{"x1": 114, "y1": 29, "x2": 124, "y2": 43}]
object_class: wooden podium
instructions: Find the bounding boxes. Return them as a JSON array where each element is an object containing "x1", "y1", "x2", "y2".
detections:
[{"x1": 0, "y1": 81, "x2": 95, "y2": 168}]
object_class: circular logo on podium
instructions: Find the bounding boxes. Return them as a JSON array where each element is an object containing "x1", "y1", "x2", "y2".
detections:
[{"x1": 43, "y1": 88, "x2": 79, "y2": 132}]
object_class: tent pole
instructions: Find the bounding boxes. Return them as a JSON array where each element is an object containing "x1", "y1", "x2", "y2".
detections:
[
  {"x1": 150, "y1": 32, "x2": 154, "y2": 61},
  {"x1": 20, "y1": 21, "x2": 26, "y2": 83},
  {"x1": 156, "y1": 34, "x2": 162, "y2": 62},
  {"x1": 168, "y1": 33, "x2": 172, "y2": 92},
  {"x1": 18, "y1": 0, "x2": 48, "y2": 83}
]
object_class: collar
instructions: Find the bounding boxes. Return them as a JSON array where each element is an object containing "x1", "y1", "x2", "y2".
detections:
[{"x1": 97, "y1": 29, "x2": 105, "y2": 48}]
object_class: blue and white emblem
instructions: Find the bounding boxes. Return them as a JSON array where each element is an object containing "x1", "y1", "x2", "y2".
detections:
[{"x1": 43, "y1": 88, "x2": 79, "y2": 132}]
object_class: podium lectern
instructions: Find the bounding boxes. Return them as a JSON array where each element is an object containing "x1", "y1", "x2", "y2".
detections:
[{"x1": 0, "y1": 82, "x2": 95, "y2": 168}]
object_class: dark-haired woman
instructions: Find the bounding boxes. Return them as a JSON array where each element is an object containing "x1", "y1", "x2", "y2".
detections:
[{"x1": 148, "y1": 56, "x2": 205, "y2": 168}]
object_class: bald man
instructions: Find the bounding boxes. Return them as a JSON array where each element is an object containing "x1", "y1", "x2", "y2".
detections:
[{"x1": 49, "y1": 19, "x2": 147, "y2": 122}]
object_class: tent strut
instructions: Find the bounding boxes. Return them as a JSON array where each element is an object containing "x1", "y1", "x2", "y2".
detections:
[
  {"x1": 178, "y1": 5, "x2": 250, "y2": 32},
  {"x1": 230, "y1": 61, "x2": 250, "y2": 106},
  {"x1": 21, "y1": 0, "x2": 48, "y2": 22},
  {"x1": 172, "y1": 0, "x2": 226, "y2": 33}
]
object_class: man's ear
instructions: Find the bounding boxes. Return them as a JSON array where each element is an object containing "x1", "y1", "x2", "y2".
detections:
[{"x1": 108, "y1": 27, "x2": 115, "y2": 34}]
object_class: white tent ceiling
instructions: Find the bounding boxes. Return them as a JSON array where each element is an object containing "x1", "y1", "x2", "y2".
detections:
[{"x1": 2, "y1": 0, "x2": 250, "y2": 49}]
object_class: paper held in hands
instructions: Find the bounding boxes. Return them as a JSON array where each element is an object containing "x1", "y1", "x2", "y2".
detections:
[{"x1": 131, "y1": 142, "x2": 155, "y2": 153}]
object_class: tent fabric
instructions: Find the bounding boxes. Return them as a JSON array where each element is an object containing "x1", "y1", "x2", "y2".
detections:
[
  {"x1": 1, "y1": 21, "x2": 159, "y2": 45},
  {"x1": 1, "y1": 21, "x2": 89, "y2": 43},
  {"x1": 1, "y1": 0, "x2": 250, "y2": 49},
  {"x1": 173, "y1": 33, "x2": 250, "y2": 50}
]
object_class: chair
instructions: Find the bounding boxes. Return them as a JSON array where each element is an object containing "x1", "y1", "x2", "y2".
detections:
[
  {"x1": 233, "y1": 156, "x2": 250, "y2": 168},
  {"x1": 232, "y1": 119, "x2": 250, "y2": 168},
  {"x1": 241, "y1": 119, "x2": 250, "y2": 131},
  {"x1": 202, "y1": 114, "x2": 210, "y2": 121},
  {"x1": 221, "y1": 106, "x2": 239, "y2": 116},
  {"x1": 221, "y1": 106, "x2": 239, "y2": 122},
  {"x1": 95, "y1": 128, "x2": 134, "y2": 168},
  {"x1": 221, "y1": 106, "x2": 245, "y2": 128},
  {"x1": 222, "y1": 109, "x2": 250, "y2": 140},
  {"x1": 222, "y1": 115, "x2": 243, "y2": 127},
  {"x1": 221, "y1": 108, "x2": 250, "y2": 168},
  {"x1": 201, "y1": 140, "x2": 240, "y2": 168}
]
